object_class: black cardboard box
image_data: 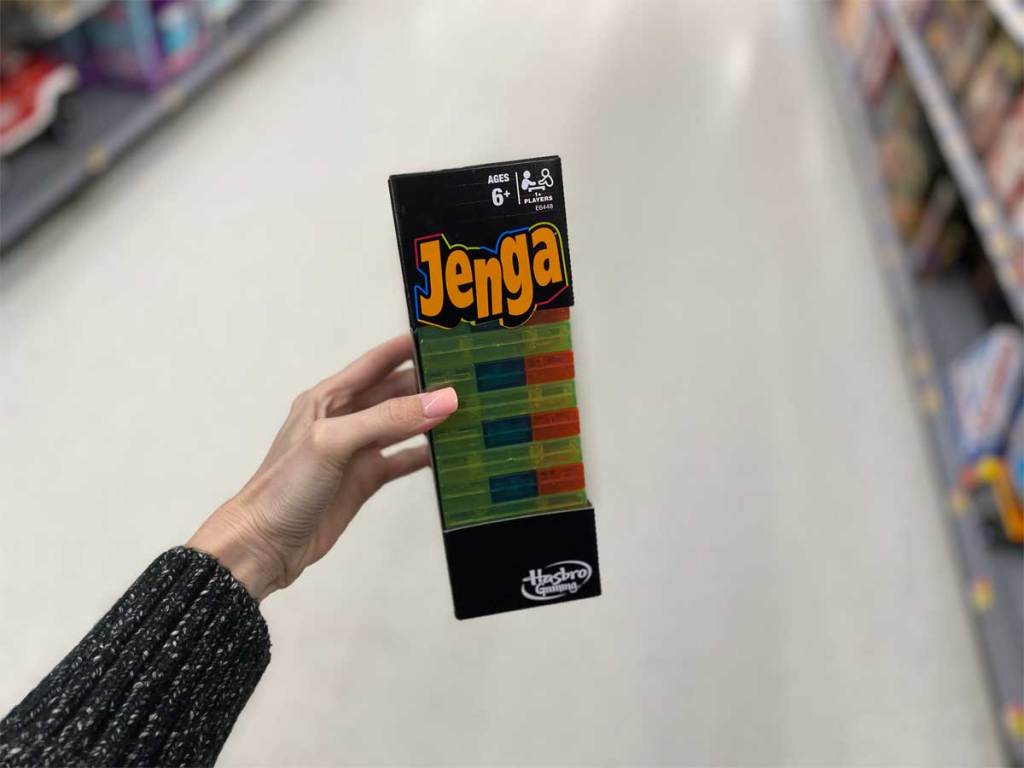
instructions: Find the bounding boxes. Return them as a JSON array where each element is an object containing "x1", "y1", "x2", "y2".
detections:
[{"x1": 389, "y1": 156, "x2": 601, "y2": 620}]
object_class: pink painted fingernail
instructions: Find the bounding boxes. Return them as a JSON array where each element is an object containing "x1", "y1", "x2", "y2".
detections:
[{"x1": 421, "y1": 387, "x2": 458, "y2": 419}]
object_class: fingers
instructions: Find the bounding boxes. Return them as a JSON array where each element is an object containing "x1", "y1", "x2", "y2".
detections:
[
  {"x1": 307, "y1": 387, "x2": 458, "y2": 464},
  {"x1": 378, "y1": 444, "x2": 431, "y2": 484},
  {"x1": 343, "y1": 387, "x2": 458, "y2": 454},
  {"x1": 347, "y1": 444, "x2": 431, "y2": 508},
  {"x1": 350, "y1": 367, "x2": 419, "y2": 413},
  {"x1": 308, "y1": 444, "x2": 432, "y2": 558},
  {"x1": 294, "y1": 335, "x2": 415, "y2": 419},
  {"x1": 319, "y1": 334, "x2": 414, "y2": 405}
]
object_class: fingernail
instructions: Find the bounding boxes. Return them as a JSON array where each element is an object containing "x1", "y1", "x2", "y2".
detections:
[{"x1": 421, "y1": 387, "x2": 458, "y2": 419}]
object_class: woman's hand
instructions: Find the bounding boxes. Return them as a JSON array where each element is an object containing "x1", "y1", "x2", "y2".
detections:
[{"x1": 188, "y1": 334, "x2": 457, "y2": 601}]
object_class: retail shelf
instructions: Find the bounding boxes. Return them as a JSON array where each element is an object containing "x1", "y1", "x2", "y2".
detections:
[
  {"x1": 0, "y1": 0, "x2": 109, "y2": 45},
  {"x1": 819, "y1": 10, "x2": 1024, "y2": 766},
  {"x1": 879, "y1": 0, "x2": 1024, "y2": 325},
  {"x1": 0, "y1": 0, "x2": 309, "y2": 253},
  {"x1": 987, "y1": 0, "x2": 1024, "y2": 49}
]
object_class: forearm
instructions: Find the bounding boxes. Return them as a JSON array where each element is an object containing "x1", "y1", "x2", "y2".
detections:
[
  {"x1": 0, "y1": 547, "x2": 271, "y2": 768},
  {"x1": 1, "y1": 336, "x2": 452, "y2": 766}
]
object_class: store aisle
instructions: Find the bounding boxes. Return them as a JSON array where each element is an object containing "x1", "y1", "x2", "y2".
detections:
[{"x1": 0, "y1": 1, "x2": 1003, "y2": 765}]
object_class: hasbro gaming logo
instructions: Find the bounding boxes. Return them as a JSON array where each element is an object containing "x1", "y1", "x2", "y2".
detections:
[{"x1": 521, "y1": 560, "x2": 593, "y2": 601}]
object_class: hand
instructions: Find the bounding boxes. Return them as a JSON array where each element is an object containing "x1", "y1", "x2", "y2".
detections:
[{"x1": 188, "y1": 335, "x2": 458, "y2": 601}]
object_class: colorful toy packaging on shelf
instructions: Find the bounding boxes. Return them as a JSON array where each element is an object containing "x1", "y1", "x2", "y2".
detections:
[
  {"x1": 1006, "y1": 411, "x2": 1024, "y2": 528},
  {"x1": 50, "y1": 0, "x2": 245, "y2": 91},
  {"x1": 959, "y1": 27, "x2": 1024, "y2": 155},
  {"x1": 0, "y1": 0, "x2": 109, "y2": 45},
  {"x1": 874, "y1": 65, "x2": 942, "y2": 238},
  {"x1": 909, "y1": 174, "x2": 971, "y2": 275},
  {"x1": 964, "y1": 451, "x2": 1024, "y2": 546},
  {"x1": 0, "y1": 0, "x2": 254, "y2": 167},
  {"x1": 833, "y1": 0, "x2": 875, "y2": 60},
  {"x1": 962, "y1": 396, "x2": 1024, "y2": 547},
  {"x1": 986, "y1": 95, "x2": 1024, "y2": 207},
  {"x1": 75, "y1": 0, "x2": 206, "y2": 86},
  {"x1": 0, "y1": 50, "x2": 79, "y2": 157},
  {"x1": 950, "y1": 324, "x2": 1023, "y2": 462},
  {"x1": 923, "y1": 0, "x2": 995, "y2": 97},
  {"x1": 985, "y1": 94, "x2": 1024, "y2": 268},
  {"x1": 389, "y1": 156, "x2": 601, "y2": 620},
  {"x1": 953, "y1": 326, "x2": 1024, "y2": 545},
  {"x1": 857, "y1": 8, "x2": 896, "y2": 103},
  {"x1": 851, "y1": 4, "x2": 1024, "y2": 297}
]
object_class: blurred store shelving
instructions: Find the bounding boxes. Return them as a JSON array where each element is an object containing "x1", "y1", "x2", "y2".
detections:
[
  {"x1": 0, "y1": 0, "x2": 307, "y2": 252},
  {"x1": 821, "y1": 0, "x2": 1024, "y2": 763}
]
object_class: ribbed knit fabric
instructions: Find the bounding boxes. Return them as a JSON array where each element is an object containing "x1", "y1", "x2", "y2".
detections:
[{"x1": 0, "y1": 547, "x2": 271, "y2": 767}]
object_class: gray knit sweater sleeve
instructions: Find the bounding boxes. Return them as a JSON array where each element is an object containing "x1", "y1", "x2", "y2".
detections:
[{"x1": 0, "y1": 547, "x2": 271, "y2": 767}]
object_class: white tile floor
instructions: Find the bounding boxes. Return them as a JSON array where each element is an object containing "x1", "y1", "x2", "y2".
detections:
[{"x1": 0, "y1": 1, "x2": 1005, "y2": 765}]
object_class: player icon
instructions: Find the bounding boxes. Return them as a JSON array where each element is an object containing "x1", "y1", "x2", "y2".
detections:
[{"x1": 521, "y1": 168, "x2": 555, "y2": 192}]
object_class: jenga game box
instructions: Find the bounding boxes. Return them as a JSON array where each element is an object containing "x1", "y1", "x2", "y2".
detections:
[{"x1": 388, "y1": 156, "x2": 601, "y2": 619}]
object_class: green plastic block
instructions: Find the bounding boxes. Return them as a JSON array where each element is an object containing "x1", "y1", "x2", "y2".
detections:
[
  {"x1": 432, "y1": 379, "x2": 577, "y2": 433},
  {"x1": 419, "y1": 321, "x2": 571, "y2": 376},
  {"x1": 436, "y1": 436, "x2": 582, "y2": 488},
  {"x1": 443, "y1": 490, "x2": 589, "y2": 528}
]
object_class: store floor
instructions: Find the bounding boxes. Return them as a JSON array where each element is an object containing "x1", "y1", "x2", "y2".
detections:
[{"x1": 0, "y1": 1, "x2": 1005, "y2": 765}]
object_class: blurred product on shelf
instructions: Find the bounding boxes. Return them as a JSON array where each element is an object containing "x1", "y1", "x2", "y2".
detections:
[
  {"x1": 75, "y1": 0, "x2": 205, "y2": 87},
  {"x1": 1009, "y1": 410, "x2": 1024, "y2": 510},
  {"x1": 1015, "y1": 197, "x2": 1024, "y2": 246},
  {"x1": 1, "y1": 0, "x2": 250, "y2": 156},
  {"x1": 858, "y1": 11, "x2": 896, "y2": 102},
  {"x1": 0, "y1": 0, "x2": 302, "y2": 253},
  {"x1": 857, "y1": 0, "x2": 1024, "y2": 309},
  {"x1": 874, "y1": 65, "x2": 940, "y2": 237},
  {"x1": 985, "y1": 92, "x2": 1024, "y2": 254},
  {"x1": 198, "y1": 0, "x2": 244, "y2": 27},
  {"x1": 969, "y1": 253, "x2": 1015, "y2": 322},
  {"x1": 154, "y1": 0, "x2": 204, "y2": 76},
  {"x1": 829, "y1": 1, "x2": 1024, "y2": 761},
  {"x1": 0, "y1": 0, "x2": 238, "y2": 162},
  {"x1": 924, "y1": 0, "x2": 995, "y2": 97},
  {"x1": 0, "y1": 0, "x2": 109, "y2": 45},
  {"x1": 985, "y1": 95, "x2": 1024, "y2": 208},
  {"x1": 960, "y1": 28, "x2": 1024, "y2": 154},
  {"x1": 833, "y1": 0, "x2": 873, "y2": 59},
  {"x1": 964, "y1": 454, "x2": 1024, "y2": 545},
  {"x1": 899, "y1": 0, "x2": 932, "y2": 27},
  {"x1": 873, "y1": 66, "x2": 917, "y2": 130},
  {"x1": 964, "y1": 405, "x2": 1024, "y2": 546},
  {"x1": 949, "y1": 324, "x2": 1024, "y2": 464},
  {"x1": 910, "y1": 174, "x2": 971, "y2": 275},
  {"x1": 0, "y1": 50, "x2": 79, "y2": 157}
]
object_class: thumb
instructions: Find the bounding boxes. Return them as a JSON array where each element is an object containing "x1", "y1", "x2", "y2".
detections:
[{"x1": 311, "y1": 387, "x2": 459, "y2": 461}]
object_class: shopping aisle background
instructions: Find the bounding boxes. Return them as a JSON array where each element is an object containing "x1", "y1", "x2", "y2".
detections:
[{"x1": 0, "y1": 1, "x2": 1004, "y2": 764}]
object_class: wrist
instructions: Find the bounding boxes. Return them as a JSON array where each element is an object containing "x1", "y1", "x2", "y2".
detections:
[{"x1": 188, "y1": 504, "x2": 284, "y2": 602}]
